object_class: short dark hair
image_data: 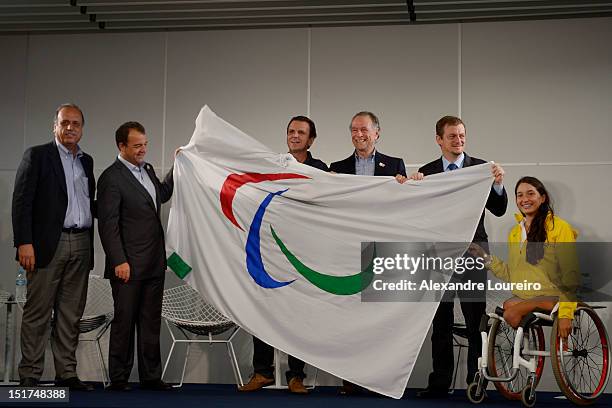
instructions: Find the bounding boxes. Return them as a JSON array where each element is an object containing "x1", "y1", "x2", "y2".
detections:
[
  {"x1": 436, "y1": 115, "x2": 465, "y2": 136},
  {"x1": 287, "y1": 116, "x2": 317, "y2": 139},
  {"x1": 55, "y1": 103, "x2": 85, "y2": 125},
  {"x1": 350, "y1": 111, "x2": 380, "y2": 131},
  {"x1": 115, "y1": 121, "x2": 145, "y2": 148}
]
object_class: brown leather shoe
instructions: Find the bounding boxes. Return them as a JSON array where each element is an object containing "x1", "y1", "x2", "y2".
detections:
[
  {"x1": 238, "y1": 373, "x2": 274, "y2": 392},
  {"x1": 288, "y1": 377, "x2": 308, "y2": 394}
]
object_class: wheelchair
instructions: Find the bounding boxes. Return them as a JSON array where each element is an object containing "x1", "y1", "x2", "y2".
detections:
[{"x1": 467, "y1": 303, "x2": 610, "y2": 407}]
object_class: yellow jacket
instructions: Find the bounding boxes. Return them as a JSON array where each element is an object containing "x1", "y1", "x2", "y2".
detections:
[{"x1": 489, "y1": 213, "x2": 579, "y2": 319}]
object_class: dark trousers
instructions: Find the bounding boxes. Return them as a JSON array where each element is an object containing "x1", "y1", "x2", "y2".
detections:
[
  {"x1": 428, "y1": 254, "x2": 487, "y2": 391},
  {"x1": 109, "y1": 276, "x2": 164, "y2": 383},
  {"x1": 19, "y1": 231, "x2": 90, "y2": 381},
  {"x1": 252, "y1": 336, "x2": 305, "y2": 382}
]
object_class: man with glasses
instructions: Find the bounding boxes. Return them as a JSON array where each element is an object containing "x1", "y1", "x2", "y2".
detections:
[{"x1": 12, "y1": 103, "x2": 95, "y2": 390}]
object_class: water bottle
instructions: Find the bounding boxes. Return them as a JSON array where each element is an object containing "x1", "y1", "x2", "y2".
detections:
[{"x1": 16, "y1": 266, "x2": 27, "y2": 301}]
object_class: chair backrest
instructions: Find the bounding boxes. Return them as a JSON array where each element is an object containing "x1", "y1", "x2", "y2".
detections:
[
  {"x1": 0, "y1": 290, "x2": 11, "y2": 303},
  {"x1": 82, "y1": 275, "x2": 114, "y2": 318},
  {"x1": 162, "y1": 284, "x2": 232, "y2": 325}
]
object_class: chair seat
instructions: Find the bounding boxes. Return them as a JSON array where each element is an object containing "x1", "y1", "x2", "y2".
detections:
[
  {"x1": 167, "y1": 317, "x2": 235, "y2": 336},
  {"x1": 452, "y1": 323, "x2": 468, "y2": 339},
  {"x1": 79, "y1": 313, "x2": 112, "y2": 333}
]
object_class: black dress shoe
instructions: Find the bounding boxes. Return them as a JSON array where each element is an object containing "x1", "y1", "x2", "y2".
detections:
[
  {"x1": 339, "y1": 381, "x2": 364, "y2": 396},
  {"x1": 56, "y1": 377, "x2": 94, "y2": 391},
  {"x1": 19, "y1": 378, "x2": 38, "y2": 387},
  {"x1": 416, "y1": 388, "x2": 449, "y2": 399},
  {"x1": 106, "y1": 382, "x2": 132, "y2": 391},
  {"x1": 140, "y1": 380, "x2": 173, "y2": 390}
]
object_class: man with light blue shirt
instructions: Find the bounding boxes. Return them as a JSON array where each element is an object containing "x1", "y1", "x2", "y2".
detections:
[
  {"x1": 97, "y1": 121, "x2": 173, "y2": 391},
  {"x1": 330, "y1": 111, "x2": 406, "y2": 396},
  {"x1": 411, "y1": 115, "x2": 507, "y2": 398},
  {"x1": 330, "y1": 111, "x2": 406, "y2": 177},
  {"x1": 12, "y1": 103, "x2": 95, "y2": 390}
]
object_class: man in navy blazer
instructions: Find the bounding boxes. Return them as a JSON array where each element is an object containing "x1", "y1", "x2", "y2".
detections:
[
  {"x1": 330, "y1": 111, "x2": 406, "y2": 177},
  {"x1": 12, "y1": 103, "x2": 95, "y2": 390},
  {"x1": 410, "y1": 116, "x2": 507, "y2": 398},
  {"x1": 97, "y1": 121, "x2": 173, "y2": 391},
  {"x1": 331, "y1": 111, "x2": 406, "y2": 395}
]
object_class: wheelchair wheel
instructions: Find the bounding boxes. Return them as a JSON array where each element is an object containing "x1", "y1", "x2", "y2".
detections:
[
  {"x1": 487, "y1": 318, "x2": 546, "y2": 400},
  {"x1": 467, "y1": 381, "x2": 485, "y2": 404},
  {"x1": 520, "y1": 385, "x2": 536, "y2": 408},
  {"x1": 551, "y1": 307, "x2": 610, "y2": 405}
]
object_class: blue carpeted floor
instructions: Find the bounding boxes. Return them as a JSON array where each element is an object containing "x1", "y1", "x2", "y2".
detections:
[{"x1": 0, "y1": 384, "x2": 610, "y2": 408}]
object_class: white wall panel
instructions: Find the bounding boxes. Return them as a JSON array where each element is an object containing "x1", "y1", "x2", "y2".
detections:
[
  {"x1": 0, "y1": 36, "x2": 27, "y2": 170},
  {"x1": 462, "y1": 18, "x2": 612, "y2": 164},
  {"x1": 165, "y1": 29, "x2": 309, "y2": 167},
  {"x1": 25, "y1": 33, "x2": 166, "y2": 169},
  {"x1": 310, "y1": 25, "x2": 459, "y2": 168}
]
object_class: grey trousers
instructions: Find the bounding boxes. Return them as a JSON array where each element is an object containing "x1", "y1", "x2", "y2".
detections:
[{"x1": 18, "y1": 231, "x2": 90, "y2": 381}]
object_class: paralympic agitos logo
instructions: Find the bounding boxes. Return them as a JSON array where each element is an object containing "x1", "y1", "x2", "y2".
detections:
[{"x1": 220, "y1": 172, "x2": 373, "y2": 295}]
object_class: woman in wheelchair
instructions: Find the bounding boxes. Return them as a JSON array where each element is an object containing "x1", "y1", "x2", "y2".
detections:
[
  {"x1": 468, "y1": 177, "x2": 609, "y2": 406},
  {"x1": 470, "y1": 176, "x2": 579, "y2": 338}
]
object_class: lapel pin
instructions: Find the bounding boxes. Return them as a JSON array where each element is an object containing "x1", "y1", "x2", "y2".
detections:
[{"x1": 379, "y1": 162, "x2": 385, "y2": 167}]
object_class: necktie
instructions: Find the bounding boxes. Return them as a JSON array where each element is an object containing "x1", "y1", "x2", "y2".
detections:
[{"x1": 447, "y1": 163, "x2": 459, "y2": 171}]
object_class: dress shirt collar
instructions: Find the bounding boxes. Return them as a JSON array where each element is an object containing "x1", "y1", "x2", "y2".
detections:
[
  {"x1": 55, "y1": 137, "x2": 83, "y2": 159},
  {"x1": 441, "y1": 153, "x2": 465, "y2": 171},
  {"x1": 118, "y1": 154, "x2": 145, "y2": 171},
  {"x1": 354, "y1": 149, "x2": 376, "y2": 161}
]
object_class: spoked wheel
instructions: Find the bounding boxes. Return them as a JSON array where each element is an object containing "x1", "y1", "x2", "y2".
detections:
[
  {"x1": 487, "y1": 318, "x2": 546, "y2": 400},
  {"x1": 467, "y1": 381, "x2": 485, "y2": 404},
  {"x1": 551, "y1": 307, "x2": 611, "y2": 405}
]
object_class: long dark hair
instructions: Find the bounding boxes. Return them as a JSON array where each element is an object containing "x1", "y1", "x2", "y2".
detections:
[{"x1": 515, "y1": 176, "x2": 554, "y2": 265}]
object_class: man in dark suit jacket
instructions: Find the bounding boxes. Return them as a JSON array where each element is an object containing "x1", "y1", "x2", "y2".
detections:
[
  {"x1": 240, "y1": 115, "x2": 327, "y2": 395},
  {"x1": 330, "y1": 112, "x2": 406, "y2": 395},
  {"x1": 97, "y1": 121, "x2": 173, "y2": 391},
  {"x1": 330, "y1": 111, "x2": 406, "y2": 177},
  {"x1": 413, "y1": 116, "x2": 507, "y2": 398},
  {"x1": 12, "y1": 103, "x2": 95, "y2": 390}
]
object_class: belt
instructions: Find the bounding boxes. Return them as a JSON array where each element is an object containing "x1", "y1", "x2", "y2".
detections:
[{"x1": 62, "y1": 227, "x2": 90, "y2": 234}]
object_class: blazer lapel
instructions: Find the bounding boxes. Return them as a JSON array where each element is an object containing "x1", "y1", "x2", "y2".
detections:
[
  {"x1": 347, "y1": 154, "x2": 356, "y2": 175},
  {"x1": 115, "y1": 160, "x2": 157, "y2": 212},
  {"x1": 434, "y1": 157, "x2": 445, "y2": 174},
  {"x1": 374, "y1": 152, "x2": 385, "y2": 176},
  {"x1": 48, "y1": 142, "x2": 67, "y2": 196},
  {"x1": 144, "y1": 163, "x2": 161, "y2": 214},
  {"x1": 463, "y1": 153, "x2": 473, "y2": 168}
]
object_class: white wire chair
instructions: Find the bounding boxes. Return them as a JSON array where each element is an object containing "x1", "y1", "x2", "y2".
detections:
[
  {"x1": 77, "y1": 275, "x2": 114, "y2": 387},
  {"x1": 13, "y1": 275, "x2": 113, "y2": 386},
  {"x1": 0, "y1": 290, "x2": 15, "y2": 384},
  {"x1": 161, "y1": 284, "x2": 243, "y2": 388}
]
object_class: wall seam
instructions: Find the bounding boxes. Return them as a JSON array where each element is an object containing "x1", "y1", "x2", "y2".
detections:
[
  {"x1": 457, "y1": 23, "x2": 462, "y2": 118},
  {"x1": 23, "y1": 34, "x2": 30, "y2": 154},
  {"x1": 161, "y1": 32, "x2": 169, "y2": 173},
  {"x1": 307, "y1": 27, "x2": 311, "y2": 118}
]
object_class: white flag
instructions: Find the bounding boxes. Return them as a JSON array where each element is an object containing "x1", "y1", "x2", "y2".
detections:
[{"x1": 166, "y1": 106, "x2": 493, "y2": 398}]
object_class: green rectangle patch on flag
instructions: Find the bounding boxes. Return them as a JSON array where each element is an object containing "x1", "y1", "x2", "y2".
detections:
[{"x1": 167, "y1": 252, "x2": 192, "y2": 279}]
